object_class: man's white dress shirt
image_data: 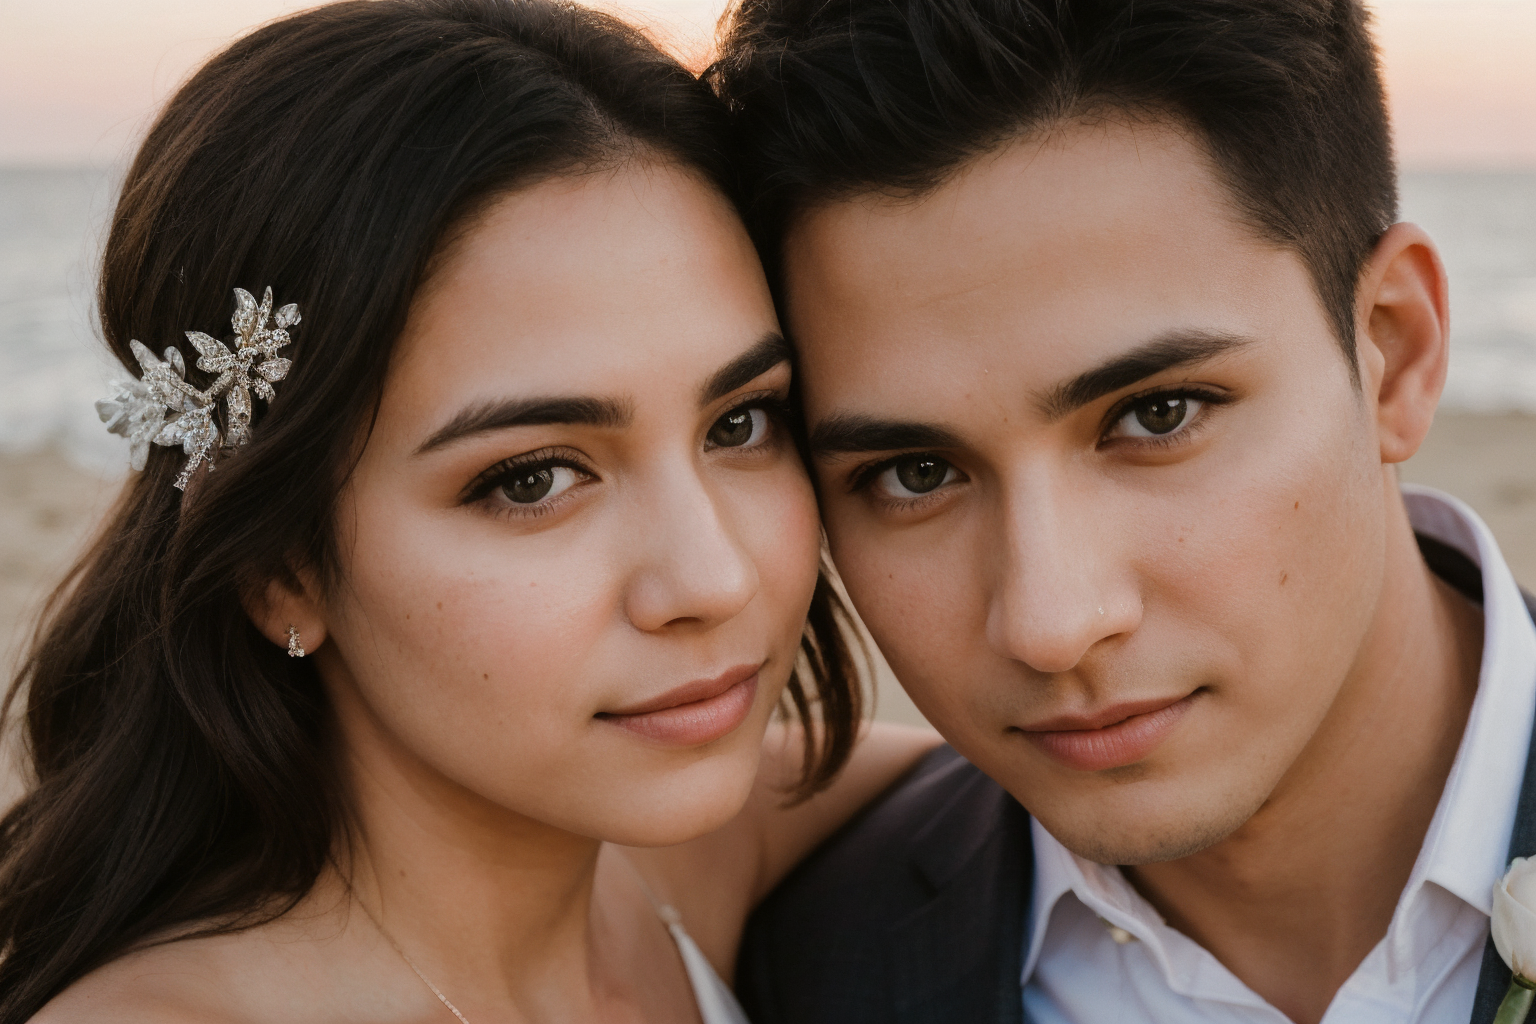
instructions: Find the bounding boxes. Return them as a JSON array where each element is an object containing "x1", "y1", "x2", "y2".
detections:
[{"x1": 1021, "y1": 486, "x2": 1536, "y2": 1024}]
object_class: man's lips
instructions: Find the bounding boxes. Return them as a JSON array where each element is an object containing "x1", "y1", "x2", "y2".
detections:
[
  {"x1": 1017, "y1": 693, "x2": 1200, "y2": 772},
  {"x1": 595, "y1": 664, "x2": 760, "y2": 746}
]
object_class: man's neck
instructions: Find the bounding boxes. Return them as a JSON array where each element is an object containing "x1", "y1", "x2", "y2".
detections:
[{"x1": 1125, "y1": 494, "x2": 1486, "y2": 1024}]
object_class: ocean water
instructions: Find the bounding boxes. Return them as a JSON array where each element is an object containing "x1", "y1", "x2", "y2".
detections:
[
  {"x1": 0, "y1": 167, "x2": 123, "y2": 471},
  {"x1": 1400, "y1": 172, "x2": 1536, "y2": 413},
  {"x1": 2, "y1": 166, "x2": 1534, "y2": 473}
]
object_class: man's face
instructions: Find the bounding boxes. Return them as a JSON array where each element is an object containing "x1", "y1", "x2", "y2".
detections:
[{"x1": 786, "y1": 119, "x2": 1393, "y2": 864}]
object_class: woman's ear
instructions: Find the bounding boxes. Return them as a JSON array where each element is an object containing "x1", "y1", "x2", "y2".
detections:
[
  {"x1": 246, "y1": 571, "x2": 328, "y2": 659},
  {"x1": 1353, "y1": 222, "x2": 1452, "y2": 465}
]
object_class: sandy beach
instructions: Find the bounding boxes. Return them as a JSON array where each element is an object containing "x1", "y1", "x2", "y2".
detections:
[
  {"x1": 2, "y1": 412, "x2": 1534, "y2": 729},
  {"x1": 0, "y1": 450, "x2": 119, "y2": 682}
]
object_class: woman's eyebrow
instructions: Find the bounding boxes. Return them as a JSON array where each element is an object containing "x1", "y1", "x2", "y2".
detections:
[
  {"x1": 415, "y1": 396, "x2": 633, "y2": 455},
  {"x1": 413, "y1": 333, "x2": 787, "y2": 455},
  {"x1": 699, "y1": 332, "x2": 792, "y2": 405}
]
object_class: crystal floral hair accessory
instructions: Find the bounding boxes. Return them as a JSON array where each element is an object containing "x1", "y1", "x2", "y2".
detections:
[{"x1": 96, "y1": 287, "x2": 298, "y2": 490}]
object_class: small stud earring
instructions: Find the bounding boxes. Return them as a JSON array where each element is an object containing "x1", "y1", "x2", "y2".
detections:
[{"x1": 287, "y1": 625, "x2": 305, "y2": 658}]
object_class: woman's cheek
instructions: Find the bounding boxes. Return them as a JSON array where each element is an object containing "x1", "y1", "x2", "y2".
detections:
[
  {"x1": 337, "y1": 500, "x2": 601, "y2": 731},
  {"x1": 438, "y1": 543, "x2": 618, "y2": 709},
  {"x1": 757, "y1": 464, "x2": 823, "y2": 599}
]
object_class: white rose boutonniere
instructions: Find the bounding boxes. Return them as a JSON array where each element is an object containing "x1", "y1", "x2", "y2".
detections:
[{"x1": 1493, "y1": 857, "x2": 1536, "y2": 1023}]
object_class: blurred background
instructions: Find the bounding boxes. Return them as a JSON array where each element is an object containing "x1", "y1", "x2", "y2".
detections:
[{"x1": 2, "y1": 0, "x2": 1534, "y2": 726}]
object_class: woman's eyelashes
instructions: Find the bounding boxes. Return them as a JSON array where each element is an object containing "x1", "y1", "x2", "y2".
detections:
[
  {"x1": 498, "y1": 464, "x2": 585, "y2": 506},
  {"x1": 465, "y1": 449, "x2": 595, "y2": 517},
  {"x1": 462, "y1": 396, "x2": 790, "y2": 518},
  {"x1": 704, "y1": 394, "x2": 792, "y2": 452},
  {"x1": 707, "y1": 406, "x2": 769, "y2": 449}
]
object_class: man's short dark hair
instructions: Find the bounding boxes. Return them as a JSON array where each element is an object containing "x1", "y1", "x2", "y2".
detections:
[{"x1": 706, "y1": 0, "x2": 1398, "y2": 369}]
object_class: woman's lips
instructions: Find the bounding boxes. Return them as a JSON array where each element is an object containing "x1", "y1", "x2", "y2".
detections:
[
  {"x1": 595, "y1": 665, "x2": 760, "y2": 747},
  {"x1": 1020, "y1": 693, "x2": 1198, "y2": 772}
]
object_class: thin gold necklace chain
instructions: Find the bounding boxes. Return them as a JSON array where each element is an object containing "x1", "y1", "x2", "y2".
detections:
[
  {"x1": 351, "y1": 888, "x2": 472, "y2": 1024},
  {"x1": 348, "y1": 856, "x2": 676, "y2": 1024}
]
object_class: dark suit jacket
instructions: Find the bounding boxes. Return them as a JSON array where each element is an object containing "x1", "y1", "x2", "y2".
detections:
[{"x1": 737, "y1": 565, "x2": 1536, "y2": 1024}]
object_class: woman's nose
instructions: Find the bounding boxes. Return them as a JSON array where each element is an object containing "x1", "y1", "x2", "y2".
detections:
[{"x1": 622, "y1": 470, "x2": 760, "y2": 633}]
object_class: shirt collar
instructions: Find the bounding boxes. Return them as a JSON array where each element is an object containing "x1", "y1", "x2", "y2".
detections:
[
  {"x1": 1023, "y1": 486, "x2": 1536, "y2": 986},
  {"x1": 1385, "y1": 485, "x2": 1536, "y2": 975},
  {"x1": 1022, "y1": 817, "x2": 1076, "y2": 984}
]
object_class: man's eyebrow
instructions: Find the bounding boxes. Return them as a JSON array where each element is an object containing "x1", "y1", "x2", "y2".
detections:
[
  {"x1": 700, "y1": 333, "x2": 792, "y2": 405},
  {"x1": 415, "y1": 395, "x2": 632, "y2": 455},
  {"x1": 808, "y1": 416, "x2": 964, "y2": 457},
  {"x1": 1038, "y1": 330, "x2": 1254, "y2": 420}
]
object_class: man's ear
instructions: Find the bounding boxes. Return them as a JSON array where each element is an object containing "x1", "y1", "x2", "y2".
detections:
[
  {"x1": 1354, "y1": 222, "x2": 1451, "y2": 464},
  {"x1": 246, "y1": 571, "x2": 328, "y2": 658}
]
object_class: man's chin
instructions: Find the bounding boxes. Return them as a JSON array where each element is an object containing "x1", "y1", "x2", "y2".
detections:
[{"x1": 1034, "y1": 802, "x2": 1255, "y2": 866}]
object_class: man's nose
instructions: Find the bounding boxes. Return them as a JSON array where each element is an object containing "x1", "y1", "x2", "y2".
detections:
[
  {"x1": 984, "y1": 472, "x2": 1141, "y2": 673},
  {"x1": 622, "y1": 465, "x2": 760, "y2": 634}
]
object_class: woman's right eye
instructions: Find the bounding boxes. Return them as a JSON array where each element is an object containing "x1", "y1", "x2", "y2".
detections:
[
  {"x1": 496, "y1": 464, "x2": 583, "y2": 506},
  {"x1": 874, "y1": 454, "x2": 958, "y2": 499},
  {"x1": 462, "y1": 450, "x2": 597, "y2": 517}
]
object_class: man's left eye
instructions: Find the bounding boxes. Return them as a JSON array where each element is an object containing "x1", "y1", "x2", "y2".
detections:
[
  {"x1": 708, "y1": 407, "x2": 769, "y2": 448},
  {"x1": 1112, "y1": 395, "x2": 1204, "y2": 438}
]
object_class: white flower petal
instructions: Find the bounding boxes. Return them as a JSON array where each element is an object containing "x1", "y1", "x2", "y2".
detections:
[
  {"x1": 1493, "y1": 858, "x2": 1536, "y2": 979},
  {"x1": 187, "y1": 330, "x2": 229, "y2": 359},
  {"x1": 232, "y1": 288, "x2": 258, "y2": 337},
  {"x1": 257, "y1": 357, "x2": 291, "y2": 382},
  {"x1": 129, "y1": 339, "x2": 159, "y2": 373},
  {"x1": 232, "y1": 385, "x2": 251, "y2": 413},
  {"x1": 153, "y1": 422, "x2": 183, "y2": 447}
]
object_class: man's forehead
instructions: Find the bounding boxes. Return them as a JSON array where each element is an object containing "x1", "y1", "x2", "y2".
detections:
[
  {"x1": 783, "y1": 119, "x2": 1240, "y2": 291},
  {"x1": 781, "y1": 120, "x2": 1304, "y2": 407}
]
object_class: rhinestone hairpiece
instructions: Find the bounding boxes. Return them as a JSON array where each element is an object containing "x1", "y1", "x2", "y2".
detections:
[{"x1": 96, "y1": 287, "x2": 298, "y2": 490}]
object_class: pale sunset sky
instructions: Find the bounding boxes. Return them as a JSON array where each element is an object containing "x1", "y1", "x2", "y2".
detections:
[{"x1": 1, "y1": 0, "x2": 1533, "y2": 168}]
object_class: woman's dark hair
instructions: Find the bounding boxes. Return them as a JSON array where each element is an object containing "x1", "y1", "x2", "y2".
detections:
[
  {"x1": 706, "y1": 0, "x2": 1398, "y2": 376},
  {"x1": 0, "y1": 1, "x2": 863, "y2": 1015}
]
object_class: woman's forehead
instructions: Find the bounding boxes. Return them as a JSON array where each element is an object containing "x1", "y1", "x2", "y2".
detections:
[{"x1": 379, "y1": 161, "x2": 779, "y2": 438}]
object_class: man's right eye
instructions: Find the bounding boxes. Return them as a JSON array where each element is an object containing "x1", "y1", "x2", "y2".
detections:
[{"x1": 876, "y1": 454, "x2": 957, "y2": 498}]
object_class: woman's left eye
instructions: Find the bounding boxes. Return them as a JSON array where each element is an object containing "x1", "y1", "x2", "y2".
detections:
[
  {"x1": 1110, "y1": 395, "x2": 1205, "y2": 439},
  {"x1": 707, "y1": 406, "x2": 770, "y2": 448}
]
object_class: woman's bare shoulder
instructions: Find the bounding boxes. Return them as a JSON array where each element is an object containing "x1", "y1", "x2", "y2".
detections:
[
  {"x1": 30, "y1": 903, "x2": 417, "y2": 1024},
  {"x1": 32, "y1": 934, "x2": 252, "y2": 1024}
]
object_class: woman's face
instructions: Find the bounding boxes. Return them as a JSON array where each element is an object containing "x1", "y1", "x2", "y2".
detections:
[{"x1": 317, "y1": 159, "x2": 820, "y2": 847}]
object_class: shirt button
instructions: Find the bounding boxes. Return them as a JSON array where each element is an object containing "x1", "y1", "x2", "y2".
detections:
[{"x1": 1100, "y1": 918, "x2": 1137, "y2": 944}]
